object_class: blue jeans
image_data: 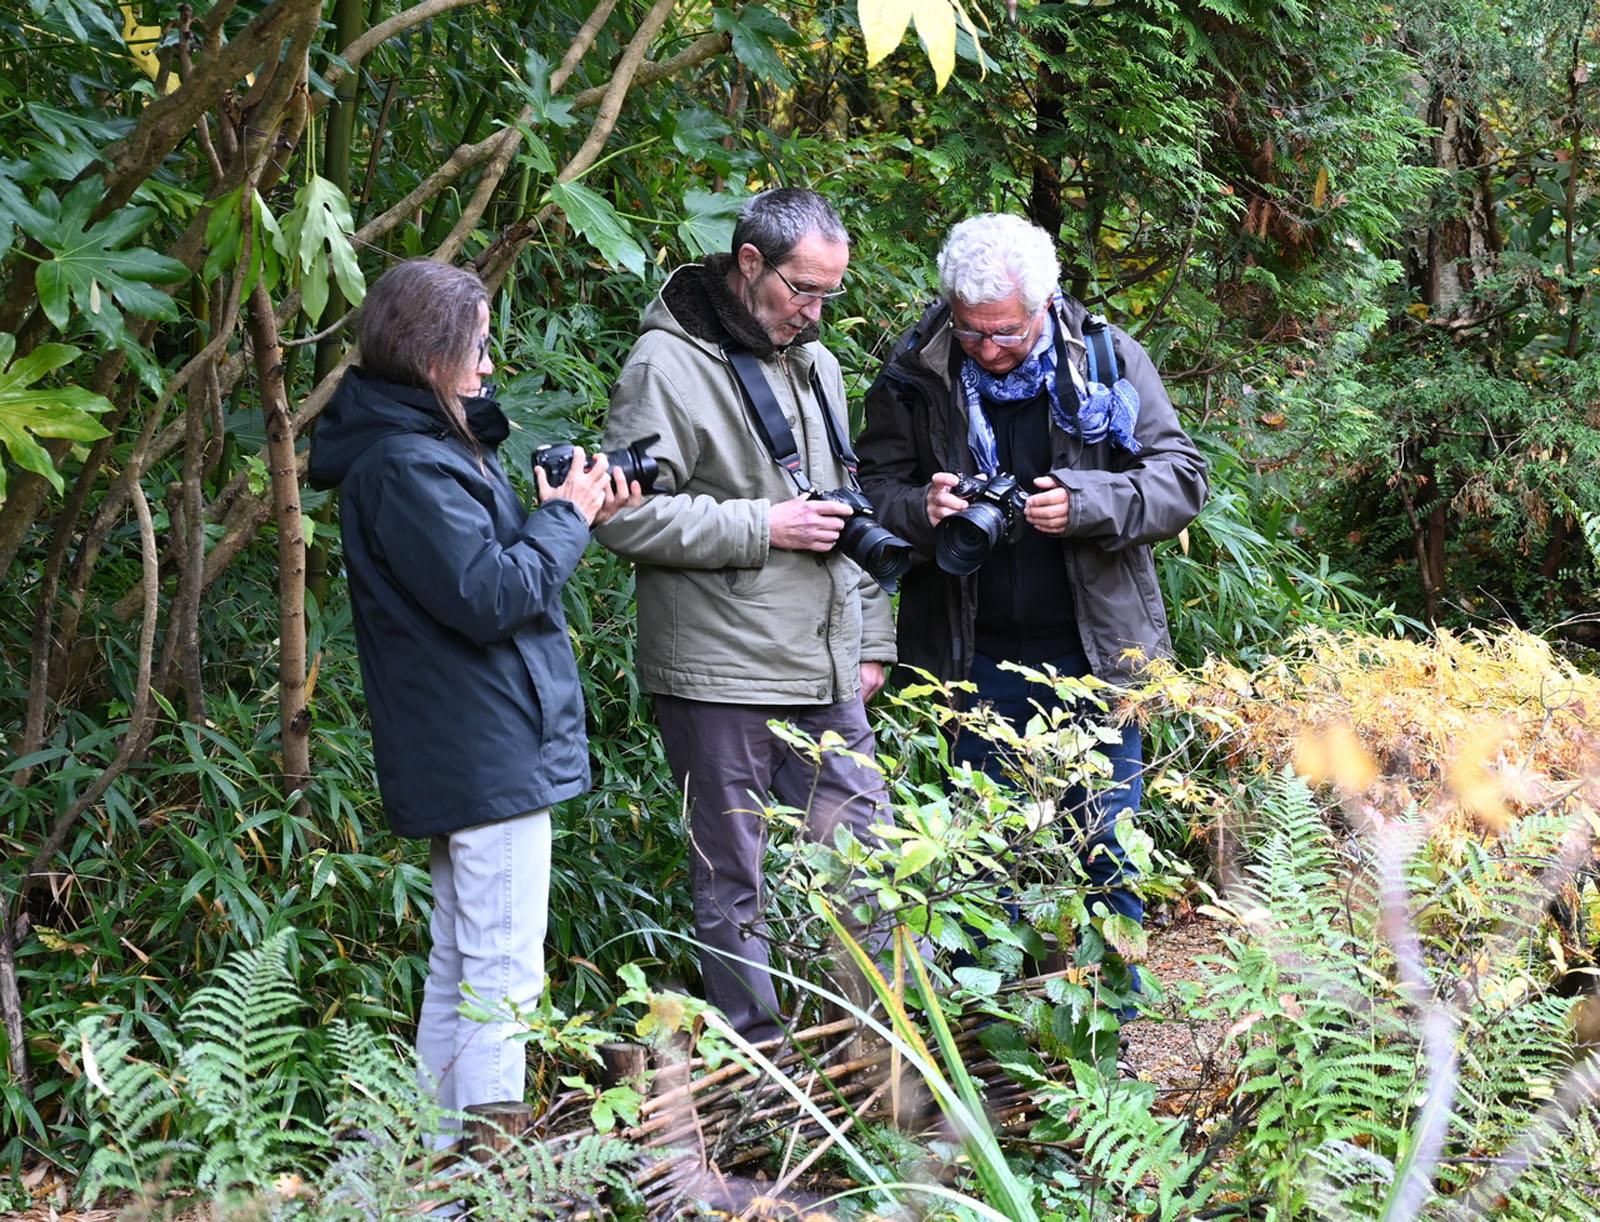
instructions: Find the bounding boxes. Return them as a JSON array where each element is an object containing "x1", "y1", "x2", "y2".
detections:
[
  {"x1": 416, "y1": 808, "x2": 551, "y2": 1122},
  {"x1": 952, "y1": 648, "x2": 1145, "y2": 927}
]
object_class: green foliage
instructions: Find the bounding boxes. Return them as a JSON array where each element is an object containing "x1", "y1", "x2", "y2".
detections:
[
  {"x1": 1026, "y1": 764, "x2": 1598, "y2": 1220},
  {"x1": 71, "y1": 929, "x2": 642, "y2": 1218},
  {"x1": 0, "y1": 332, "x2": 111, "y2": 496},
  {"x1": 1298, "y1": 343, "x2": 1600, "y2": 629}
]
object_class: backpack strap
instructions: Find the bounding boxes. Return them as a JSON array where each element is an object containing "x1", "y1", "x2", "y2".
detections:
[{"x1": 1081, "y1": 314, "x2": 1119, "y2": 386}]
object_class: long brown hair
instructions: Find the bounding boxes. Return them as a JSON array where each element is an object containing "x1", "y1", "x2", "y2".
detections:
[{"x1": 355, "y1": 258, "x2": 489, "y2": 451}]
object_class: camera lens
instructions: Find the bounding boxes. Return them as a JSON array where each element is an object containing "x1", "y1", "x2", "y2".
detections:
[
  {"x1": 610, "y1": 443, "x2": 659, "y2": 494},
  {"x1": 839, "y1": 517, "x2": 915, "y2": 590},
  {"x1": 606, "y1": 433, "x2": 661, "y2": 494},
  {"x1": 935, "y1": 503, "x2": 1007, "y2": 575}
]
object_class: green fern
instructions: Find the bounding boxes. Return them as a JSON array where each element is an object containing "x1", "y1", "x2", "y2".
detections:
[
  {"x1": 74, "y1": 1021, "x2": 195, "y2": 1205},
  {"x1": 458, "y1": 1130, "x2": 640, "y2": 1220},
  {"x1": 178, "y1": 929, "x2": 326, "y2": 1195}
]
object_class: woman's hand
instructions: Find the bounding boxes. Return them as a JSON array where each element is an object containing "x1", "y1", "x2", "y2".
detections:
[
  {"x1": 535, "y1": 447, "x2": 625, "y2": 525},
  {"x1": 592, "y1": 466, "x2": 643, "y2": 526}
]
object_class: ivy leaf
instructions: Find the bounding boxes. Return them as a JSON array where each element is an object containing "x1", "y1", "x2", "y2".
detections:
[
  {"x1": 0, "y1": 333, "x2": 113, "y2": 498},
  {"x1": 677, "y1": 189, "x2": 743, "y2": 259},
  {"x1": 713, "y1": 5, "x2": 800, "y2": 90},
  {"x1": 547, "y1": 181, "x2": 645, "y2": 276},
  {"x1": 282, "y1": 175, "x2": 365, "y2": 324},
  {"x1": 22, "y1": 179, "x2": 187, "y2": 332}
]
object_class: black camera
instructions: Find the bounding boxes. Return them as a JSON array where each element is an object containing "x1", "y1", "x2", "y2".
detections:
[
  {"x1": 533, "y1": 433, "x2": 661, "y2": 495},
  {"x1": 935, "y1": 472, "x2": 1031, "y2": 575},
  {"x1": 810, "y1": 487, "x2": 915, "y2": 591}
]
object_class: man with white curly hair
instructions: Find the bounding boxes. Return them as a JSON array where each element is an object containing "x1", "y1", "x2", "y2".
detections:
[{"x1": 856, "y1": 212, "x2": 1208, "y2": 992}]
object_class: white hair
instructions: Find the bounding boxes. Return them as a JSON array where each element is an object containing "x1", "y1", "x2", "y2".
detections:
[{"x1": 936, "y1": 213, "x2": 1060, "y2": 314}]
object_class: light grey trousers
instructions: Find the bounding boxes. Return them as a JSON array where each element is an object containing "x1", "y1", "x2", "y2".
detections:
[
  {"x1": 415, "y1": 808, "x2": 551, "y2": 1122},
  {"x1": 654, "y1": 694, "x2": 889, "y2": 1042}
]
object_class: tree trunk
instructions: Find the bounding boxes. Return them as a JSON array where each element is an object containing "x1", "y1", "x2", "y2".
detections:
[{"x1": 247, "y1": 282, "x2": 312, "y2": 812}]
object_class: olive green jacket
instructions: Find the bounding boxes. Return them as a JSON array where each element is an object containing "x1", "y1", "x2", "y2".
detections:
[{"x1": 595, "y1": 260, "x2": 896, "y2": 704}]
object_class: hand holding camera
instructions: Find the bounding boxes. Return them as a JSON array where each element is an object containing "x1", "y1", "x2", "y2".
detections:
[
  {"x1": 532, "y1": 434, "x2": 661, "y2": 526},
  {"x1": 770, "y1": 487, "x2": 914, "y2": 592},
  {"x1": 933, "y1": 470, "x2": 1035, "y2": 575}
]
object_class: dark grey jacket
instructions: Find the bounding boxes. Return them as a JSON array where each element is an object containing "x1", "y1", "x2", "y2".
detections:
[
  {"x1": 856, "y1": 295, "x2": 1208, "y2": 687},
  {"x1": 309, "y1": 369, "x2": 593, "y2": 838}
]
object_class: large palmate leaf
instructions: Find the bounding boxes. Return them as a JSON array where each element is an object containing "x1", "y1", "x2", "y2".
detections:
[
  {"x1": 0, "y1": 333, "x2": 113, "y2": 498},
  {"x1": 713, "y1": 4, "x2": 801, "y2": 90},
  {"x1": 282, "y1": 175, "x2": 366, "y2": 323},
  {"x1": 547, "y1": 181, "x2": 646, "y2": 276},
  {"x1": 21, "y1": 178, "x2": 188, "y2": 332},
  {"x1": 203, "y1": 187, "x2": 289, "y2": 300},
  {"x1": 858, "y1": 0, "x2": 980, "y2": 89},
  {"x1": 678, "y1": 189, "x2": 744, "y2": 260}
]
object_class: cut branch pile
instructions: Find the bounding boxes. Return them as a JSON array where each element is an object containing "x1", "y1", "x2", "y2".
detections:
[{"x1": 450, "y1": 1004, "x2": 1067, "y2": 1216}]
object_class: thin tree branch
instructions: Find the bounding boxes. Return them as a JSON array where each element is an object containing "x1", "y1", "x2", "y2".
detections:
[{"x1": 550, "y1": 0, "x2": 622, "y2": 95}]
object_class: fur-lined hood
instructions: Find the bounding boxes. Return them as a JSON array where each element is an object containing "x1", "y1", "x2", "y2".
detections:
[{"x1": 653, "y1": 253, "x2": 821, "y2": 356}]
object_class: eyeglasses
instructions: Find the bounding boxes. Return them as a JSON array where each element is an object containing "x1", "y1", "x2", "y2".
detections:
[
  {"x1": 950, "y1": 321, "x2": 1037, "y2": 348},
  {"x1": 763, "y1": 256, "x2": 847, "y2": 305},
  {"x1": 476, "y1": 335, "x2": 492, "y2": 363}
]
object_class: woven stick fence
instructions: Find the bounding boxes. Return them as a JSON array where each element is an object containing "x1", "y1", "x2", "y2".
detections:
[{"x1": 440, "y1": 976, "x2": 1078, "y2": 1217}]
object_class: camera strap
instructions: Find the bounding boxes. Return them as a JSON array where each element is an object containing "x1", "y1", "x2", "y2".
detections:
[{"x1": 721, "y1": 344, "x2": 859, "y2": 495}]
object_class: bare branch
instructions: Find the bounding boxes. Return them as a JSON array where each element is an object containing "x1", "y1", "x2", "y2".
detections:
[
  {"x1": 321, "y1": 0, "x2": 487, "y2": 99},
  {"x1": 550, "y1": 0, "x2": 622, "y2": 95}
]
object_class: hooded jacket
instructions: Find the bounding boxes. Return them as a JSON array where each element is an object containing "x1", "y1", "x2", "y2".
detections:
[
  {"x1": 308, "y1": 369, "x2": 593, "y2": 838},
  {"x1": 856, "y1": 295, "x2": 1208, "y2": 688},
  {"x1": 594, "y1": 256, "x2": 896, "y2": 704}
]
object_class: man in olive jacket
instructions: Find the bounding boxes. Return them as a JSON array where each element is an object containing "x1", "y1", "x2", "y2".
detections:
[
  {"x1": 595, "y1": 188, "x2": 896, "y2": 1042},
  {"x1": 856, "y1": 212, "x2": 1208, "y2": 955}
]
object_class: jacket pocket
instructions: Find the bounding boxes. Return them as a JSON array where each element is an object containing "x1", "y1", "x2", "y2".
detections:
[{"x1": 721, "y1": 566, "x2": 762, "y2": 597}]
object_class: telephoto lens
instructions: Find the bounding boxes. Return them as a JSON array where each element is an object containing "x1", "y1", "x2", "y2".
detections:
[
  {"x1": 935, "y1": 473, "x2": 1029, "y2": 575},
  {"x1": 811, "y1": 488, "x2": 915, "y2": 591}
]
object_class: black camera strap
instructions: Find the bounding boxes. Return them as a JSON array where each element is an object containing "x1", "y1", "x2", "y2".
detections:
[{"x1": 721, "y1": 343, "x2": 858, "y2": 495}]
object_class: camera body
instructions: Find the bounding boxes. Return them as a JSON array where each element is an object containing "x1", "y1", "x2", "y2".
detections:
[
  {"x1": 808, "y1": 487, "x2": 914, "y2": 591},
  {"x1": 533, "y1": 433, "x2": 662, "y2": 495},
  {"x1": 935, "y1": 472, "x2": 1031, "y2": 575}
]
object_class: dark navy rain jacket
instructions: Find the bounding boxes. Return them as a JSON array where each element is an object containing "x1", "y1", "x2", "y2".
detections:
[{"x1": 308, "y1": 369, "x2": 593, "y2": 838}]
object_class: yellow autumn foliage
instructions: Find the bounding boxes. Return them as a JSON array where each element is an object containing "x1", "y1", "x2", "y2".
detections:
[{"x1": 1141, "y1": 627, "x2": 1600, "y2": 848}]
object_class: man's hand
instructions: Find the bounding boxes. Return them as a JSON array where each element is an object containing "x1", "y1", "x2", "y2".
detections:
[
  {"x1": 535, "y1": 447, "x2": 617, "y2": 526},
  {"x1": 770, "y1": 493, "x2": 851, "y2": 551},
  {"x1": 925, "y1": 472, "x2": 969, "y2": 526},
  {"x1": 860, "y1": 661, "x2": 887, "y2": 704},
  {"x1": 1025, "y1": 475, "x2": 1070, "y2": 535}
]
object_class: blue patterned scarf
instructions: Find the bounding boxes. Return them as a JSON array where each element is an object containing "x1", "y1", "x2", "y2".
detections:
[{"x1": 960, "y1": 294, "x2": 1142, "y2": 474}]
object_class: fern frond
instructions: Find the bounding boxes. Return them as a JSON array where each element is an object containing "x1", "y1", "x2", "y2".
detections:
[{"x1": 72, "y1": 1019, "x2": 196, "y2": 1205}]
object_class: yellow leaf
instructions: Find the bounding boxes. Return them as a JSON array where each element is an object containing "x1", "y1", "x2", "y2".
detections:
[
  {"x1": 81, "y1": 1031, "x2": 109, "y2": 1095},
  {"x1": 1312, "y1": 166, "x2": 1329, "y2": 210},
  {"x1": 121, "y1": 5, "x2": 179, "y2": 93},
  {"x1": 1446, "y1": 721, "x2": 1511, "y2": 828},
  {"x1": 912, "y1": 1, "x2": 957, "y2": 91},
  {"x1": 858, "y1": 0, "x2": 915, "y2": 68},
  {"x1": 1294, "y1": 722, "x2": 1376, "y2": 793}
]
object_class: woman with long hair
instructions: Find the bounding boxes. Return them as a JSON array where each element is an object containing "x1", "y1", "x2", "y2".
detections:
[{"x1": 308, "y1": 258, "x2": 636, "y2": 1130}]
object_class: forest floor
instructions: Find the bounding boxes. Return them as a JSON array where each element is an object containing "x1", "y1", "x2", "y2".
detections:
[
  {"x1": 1124, "y1": 907, "x2": 1232, "y2": 1105},
  {"x1": 7, "y1": 911, "x2": 1232, "y2": 1221}
]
